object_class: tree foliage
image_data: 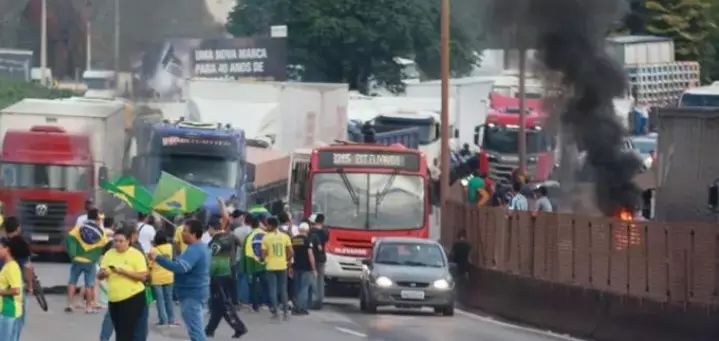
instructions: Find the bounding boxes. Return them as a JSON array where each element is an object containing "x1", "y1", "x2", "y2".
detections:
[
  {"x1": 226, "y1": 0, "x2": 479, "y2": 93},
  {"x1": 644, "y1": 0, "x2": 717, "y2": 81},
  {"x1": 0, "y1": 77, "x2": 77, "y2": 110}
]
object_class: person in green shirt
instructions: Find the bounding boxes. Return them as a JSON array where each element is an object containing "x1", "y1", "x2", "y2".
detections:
[
  {"x1": 465, "y1": 172, "x2": 489, "y2": 206},
  {"x1": 205, "y1": 198, "x2": 247, "y2": 338}
]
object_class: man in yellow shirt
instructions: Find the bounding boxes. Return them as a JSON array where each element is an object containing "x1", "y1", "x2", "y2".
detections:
[
  {"x1": 0, "y1": 237, "x2": 23, "y2": 341},
  {"x1": 261, "y1": 217, "x2": 293, "y2": 320}
]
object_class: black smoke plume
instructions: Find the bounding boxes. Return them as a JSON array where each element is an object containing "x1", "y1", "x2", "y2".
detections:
[{"x1": 486, "y1": 0, "x2": 642, "y2": 215}]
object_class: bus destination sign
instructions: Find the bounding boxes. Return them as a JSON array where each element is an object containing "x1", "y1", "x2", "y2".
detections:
[{"x1": 317, "y1": 150, "x2": 420, "y2": 171}]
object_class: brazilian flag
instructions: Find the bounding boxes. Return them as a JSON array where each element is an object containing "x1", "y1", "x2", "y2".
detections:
[
  {"x1": 64, "y1": 222, "x2": 108, "y2": 263},
  {"x1": 151, "y1": 172, "x2": 208, "y2": 214},
  {"x1": 100, "y1": 176, "x2": 153, "y2": 214}
]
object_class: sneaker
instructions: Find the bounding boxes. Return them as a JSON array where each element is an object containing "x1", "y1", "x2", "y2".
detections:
[
  {"x1": 64, "y1": 307, "x2": 73, "y2": 313},
  {"x1": 283, "y1": 311, "x2": 290, "y2": 321},
  {"x1": 232, "y1": 329, "x2": 248, "y2": 339},
  {"x1": 270, "y1": 312, "x2": 279, "y2": 320},
  {"x1": 168, "y1": 322, "x2": 181, "y2": 327}
]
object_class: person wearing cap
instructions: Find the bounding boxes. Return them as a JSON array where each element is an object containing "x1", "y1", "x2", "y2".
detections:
[
  {"x1": 290, "y1": 222, "x2": 315, "y2": 315},
  {"x1": 204, "y1": 198, "x2": 247, "y2": 338}
]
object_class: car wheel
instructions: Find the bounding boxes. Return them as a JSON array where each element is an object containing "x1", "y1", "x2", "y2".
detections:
[{"x1": 441, "y1": 305, "x2": 455, "y2": 316}]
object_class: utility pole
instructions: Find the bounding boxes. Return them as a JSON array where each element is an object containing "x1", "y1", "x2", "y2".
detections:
[
  {"x1": 86, "y1": 0, "x2": 92, "y2": 71},
  {"x1": 518, "y1": 48, "x2": 527, "y2": 174},
  {"x1": 40, "y1": 0, "x2": 47, "y2": 87},
  {"x1": 439, "y1": 0, "x2": 451, "y2": 205},
  {"x1": 113, "y1": 0, "x2": 120, "y2": 83}
]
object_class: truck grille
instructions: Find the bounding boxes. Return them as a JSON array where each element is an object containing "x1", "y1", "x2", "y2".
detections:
[
  {"x1": 18, "y1": 200, "x2": 68, "y2": 244},
  {"x1": 488, "y1": 160, "x2": 536, "y2": 185}
]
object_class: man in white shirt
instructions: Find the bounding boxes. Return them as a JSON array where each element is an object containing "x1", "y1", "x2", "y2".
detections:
[
  {"x1": 278, "y1": 212, "x2": 298, "y2": 237},
  {"x1": 136, "y1": 212, "x2": 156, "y2": 254},
  {"x1": 75, "y1": 200, "x2": 95, "y2": 227}
]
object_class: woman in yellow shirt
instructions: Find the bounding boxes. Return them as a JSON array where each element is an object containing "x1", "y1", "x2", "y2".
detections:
[
  {"x1": 98, "y1": 227, "x2": 149, "y2": 341},
  {"x1": 150, "y1": 229, "x2": 176, "y2": 326},
  {"x1": 0, "y1": 237, "x2": 23, "y2": 341}
]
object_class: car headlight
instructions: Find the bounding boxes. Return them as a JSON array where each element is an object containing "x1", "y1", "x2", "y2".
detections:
[
  {"x1": 433, "y1": 279, "x2": 450, "y2": 289},
  {"x1": 375, "y1": 276, "x2": 393, "y2": 287}
]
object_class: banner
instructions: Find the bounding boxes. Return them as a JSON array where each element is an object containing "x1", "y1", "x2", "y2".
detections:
[
  {"x1": 132, "y1": 37, "x2": 287, "y2": 100},
  {"x1": 0, "y1": 49, "x2": 32, "y2": 82}
]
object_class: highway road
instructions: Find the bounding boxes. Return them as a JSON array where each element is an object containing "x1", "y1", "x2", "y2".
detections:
[{"x1": 30, "y1": 262, "x2": 583, "y2": 341}]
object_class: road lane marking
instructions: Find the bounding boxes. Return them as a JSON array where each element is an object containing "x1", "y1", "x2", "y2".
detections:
[
  {"x1": 454, "y1": 308, "x2": 585, "y2": 341},
  {"x1": 334, "y1": 326, "x2": 368, "y2": 338}
]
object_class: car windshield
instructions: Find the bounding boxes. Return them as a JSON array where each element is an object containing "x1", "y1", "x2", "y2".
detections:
[
  {"x1": 679, "y1": 93, "x2": 719, "y2": 108},
  {"x1": 482, "y1": 124, "x2": 547, "y2": 154},
  {"x1": 311, "y1": 173, "x2": 425, "y2": 230},
  {"x1": 0, "y1": 163, "x2": 91, "y2": 191},
  {"x1": 631, "y1": 138, "x2": 656, "y2": 154},
  {"x1": 159, "y1": 154, "x2": 238, "y2": 188},
  {"x1": 375, "y1": 242, "x2": 445, "y2": 267}
]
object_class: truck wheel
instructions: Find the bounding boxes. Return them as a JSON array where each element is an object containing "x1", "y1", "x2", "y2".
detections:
[{"x1": 436, "y1": 305, "x2": 454, "y2": 316}]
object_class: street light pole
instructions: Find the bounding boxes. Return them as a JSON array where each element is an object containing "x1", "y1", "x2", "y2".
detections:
[
  {"x1": 518, "y1": 48, "x2": 527, "y2": 174},
  {"x1": 40, "y1": 0, "x2": 47, "y2": 87},
  {"x1": 439, "y1": 0, "x2": 451, "y2": 205}
]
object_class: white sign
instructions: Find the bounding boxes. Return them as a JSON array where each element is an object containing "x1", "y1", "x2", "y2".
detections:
[{"x1": 271, "y1": 25, "x2": 288, "y2": 38}]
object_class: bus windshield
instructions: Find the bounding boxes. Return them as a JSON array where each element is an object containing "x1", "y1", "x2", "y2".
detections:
[
  {"x1": 0, "y1": 163, "x2": 91, "y2": 191},
  {"x1": 311, "y1": 172, "x2": 425, "y2": 230},
  {"x1": 482, "y1": 124, "x2": 547, "y2": 154},
  {"x1": 159, "y1": 154, "x2": 238, "y2": 188},
  {"x1": 678, "y1": 93, "x2": 719, "y2": 107}
]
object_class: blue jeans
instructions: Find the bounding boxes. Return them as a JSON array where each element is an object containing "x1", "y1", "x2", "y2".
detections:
[
  {"x1": 235, "y1": 272, "x2": 250, "y2": 304},
  {"x1": 308, "y1": 262, "x2": 325, "y2": 308},
  {"x1": 293, "y1": 270, "x2": 314, "y2": 312},
  {"x1": 266, "y1": 270, "x2": 288, "y2": 314},
  {"x1": 180, "y1": 297, "x2": 207, "y2": 341},
  {"x1": 153, "y1": 284, "x2": 176, "y2": 324},
  {"x1": 68, "y1": 262, "x2": 97, "y2": 287},
  {"x1": 0, "y1": 315, "x2": 18, "y2": 341},
  {"x1": 248, "y1": 272, "x2": 269, "y2": 310},
  {"x1": 100, "y1": 310, "x2": 113, "y2": 341}
]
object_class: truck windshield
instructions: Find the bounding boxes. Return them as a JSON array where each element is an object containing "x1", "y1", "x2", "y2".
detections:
[
  {"x1": 311, "y1": 173, "x2": 425, "y2": 230},
  {"x1": 678, "y1": 93, "x2": 719, "y2": 108},
  {"x1": 0, "y1": 163, "x2": 91, "y2": 191},
  {"x1": 482, "y1": 125, "x2": 547, "y2": 154},
  {"x1": 160, "y1": 155, "x2": 238, "y2": 188}
]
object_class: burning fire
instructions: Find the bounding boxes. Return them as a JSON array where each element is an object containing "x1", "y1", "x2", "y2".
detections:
[
  {"x1": 617, "y1": 208, "x2": 633, "y2": 221},
  {"x1": 614, "y1": 207, "x2": 640, "y2": 250}
]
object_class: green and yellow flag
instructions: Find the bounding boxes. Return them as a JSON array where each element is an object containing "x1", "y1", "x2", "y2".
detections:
[
  {"x1": 151, "y1": 172, "x2": 208, "y2": 213},
  {"x1": 100, "y1": 176, "x2": 153, "y2": 214},
  {"x1": 65, "y1": 223, "x2": 108, "y2": 263}
]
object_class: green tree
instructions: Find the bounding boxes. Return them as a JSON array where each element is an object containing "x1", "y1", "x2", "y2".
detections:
[
  {"x1": 226, "y1": 0, "x2": 479, "y2": 94},
  {"x1": 645, "y1": 0, "x2": 717, "y2": 81},
  {"x1": 0, "y1": 77, "x2": 78, "y2": 110}
]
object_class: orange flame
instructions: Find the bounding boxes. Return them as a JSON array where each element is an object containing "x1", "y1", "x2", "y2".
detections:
[
  {"x1": 617, "y1": 208, "x2": 633, "y2": 221},
  {"x1": 614, "y1": 207, "x2": 640, "y2": 250}
]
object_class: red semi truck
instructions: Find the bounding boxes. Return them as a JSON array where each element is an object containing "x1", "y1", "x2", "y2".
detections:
[
  {"x1": 0, "y1": 98, "x2": 126, "y2": 253},
  {"x1": 477, "y1": 93, "x2": 554, "y2": 185}
]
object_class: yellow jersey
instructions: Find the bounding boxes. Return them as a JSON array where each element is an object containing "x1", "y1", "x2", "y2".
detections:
[
  {"x1": 150, "y1": 244, "x2": 174, "y2": 285},
  {"x1": 261, "y1": 231, "x2": 292, "y2": 271},
  {"x1": 101, "y1": 247, "x2": 148, "y2": 302},
  {"x1": 0, "y1": 260, "x2": 23, "y2": 317},
  {"x1": 174, "y1": 225, "x2": 187, "y2": 253}
]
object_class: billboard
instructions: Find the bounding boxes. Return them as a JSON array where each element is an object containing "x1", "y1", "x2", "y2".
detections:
[
  {"x1": 133, "y1": 37, "x2": 287, "y2": 100},
  {"x1": 0, "y1": 49, "x2": 32, "y2": 82}
]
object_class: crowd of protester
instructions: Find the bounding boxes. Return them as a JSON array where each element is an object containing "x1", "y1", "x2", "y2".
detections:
[{"x1": 0, "y1": 196, "x2": 330, "y2": 341}]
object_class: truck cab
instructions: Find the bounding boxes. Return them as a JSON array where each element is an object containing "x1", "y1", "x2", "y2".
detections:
[
  {"x1": 0, "y1": 125, "x2": 94, "y2": 252},
  {"x1": 477, "y1": 107, "x2": 554, "y2": 185},
  {"x1": 126, "y1": 119, "x2": 248, "y2": 216}
]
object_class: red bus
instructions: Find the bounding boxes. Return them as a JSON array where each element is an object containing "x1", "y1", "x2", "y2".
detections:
[{"x1": 305, "y1": 143, "x2": 430, "y2": 285}]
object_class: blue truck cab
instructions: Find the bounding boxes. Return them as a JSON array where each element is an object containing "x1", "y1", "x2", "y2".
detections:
[{"x1": 127, "y1": 118, "x2": 247, "y2": 216}]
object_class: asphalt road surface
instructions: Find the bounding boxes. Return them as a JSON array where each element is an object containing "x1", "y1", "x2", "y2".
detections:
[{"x1": 31, "y1": 262, "x2": 583, "y2": 341}]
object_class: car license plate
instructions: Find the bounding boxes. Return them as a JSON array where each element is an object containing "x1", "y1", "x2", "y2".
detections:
[
  {"x1": 31, "y1": 234, "x2": 49, "y2": 241},
  {"x1": 400, "y1": 290, "x2": 425, "y2": 300}
]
